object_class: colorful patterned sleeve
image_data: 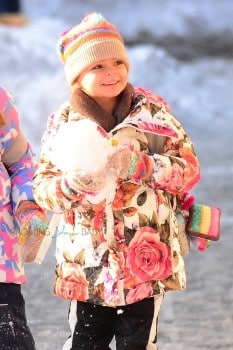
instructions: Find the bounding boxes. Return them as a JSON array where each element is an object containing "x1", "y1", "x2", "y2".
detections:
[
  {"x1": 148, "y1": 108, "x2": 201, "y2": 194},
  {"x1": 33, "y1": 106, "x2": 85, "y2": 212},
  {"x1": 130, "y1": 87, "x2": 201, "y2": 195},
  {"x1": 0, "y1": 87, "x2": 38, "y2": 211},
  {"x1": 7, "y1": 145, "x2": 38, "y2": 211}
]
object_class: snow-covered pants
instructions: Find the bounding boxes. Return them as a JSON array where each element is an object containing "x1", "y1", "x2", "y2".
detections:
[
  {"x1": 0, "y1": 283, "x2": 36, "y2": 350},
  {"x1": 63, "y1": 294, "x2": 164, "y2": 350}
]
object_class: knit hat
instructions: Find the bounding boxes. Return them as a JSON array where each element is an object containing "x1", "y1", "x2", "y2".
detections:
[{"x1": 57, "y1": 12, "x2": 130, "y2": 85}]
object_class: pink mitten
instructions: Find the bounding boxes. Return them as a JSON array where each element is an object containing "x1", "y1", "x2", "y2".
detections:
[
  {"x1": 62, "y1": 169, "x2": 106, "y2": 196},
  {"x1": 107, "y1": 146, "x2": 153, "y2": 181},
  {"x1": 107, "y1": 147, "x2": 132, "y2": 179}
]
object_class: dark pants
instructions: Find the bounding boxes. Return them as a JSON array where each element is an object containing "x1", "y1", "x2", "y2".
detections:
[
  {"x1": 0, "y1": 0, "x2": 20, "y2": 13},
  {"x1": 0, "y1": 283, "x2": 36, "y2": 350},
  {"x1": 65, "y1": 295, "x2": 163, "y2": 350}
]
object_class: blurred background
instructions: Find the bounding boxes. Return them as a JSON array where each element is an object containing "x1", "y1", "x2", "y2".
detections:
[{"x1": 0, "y1": 1, "x2": 232, "y2": 349}]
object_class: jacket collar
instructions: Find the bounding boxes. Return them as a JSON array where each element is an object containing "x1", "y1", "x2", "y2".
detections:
[{"x1": 70, "y1": 83, "x2": 134, "y2": 132}]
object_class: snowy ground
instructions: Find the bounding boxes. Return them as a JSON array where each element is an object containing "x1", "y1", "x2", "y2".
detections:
[{"x1": 1, "y1": 1, "x2": 232, "y2": 349}]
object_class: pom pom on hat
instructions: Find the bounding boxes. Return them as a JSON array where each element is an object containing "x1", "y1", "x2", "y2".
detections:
[{"x1": 57, "y1": 12, "x2": 130, "y2": 85}]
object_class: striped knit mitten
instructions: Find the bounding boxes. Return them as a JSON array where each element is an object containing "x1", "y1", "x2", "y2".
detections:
[{"x1": 16, "y1": 201, "x2": 49, "y2": 263}]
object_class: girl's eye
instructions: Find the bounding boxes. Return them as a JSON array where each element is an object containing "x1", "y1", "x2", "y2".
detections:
[
  {"x1": 92, "y1": 64, "x2": 102, "y2": 70},
  {"x1": 115, "y1": 60, "x2": 123, "y2": 65}
]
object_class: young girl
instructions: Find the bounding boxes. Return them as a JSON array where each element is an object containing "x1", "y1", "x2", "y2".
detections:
[
  {"x1": 0, "y1": 86, "x2": 48, "y2": 350},
  {"x1": 33, "y1": 13, "x2": 201, "y2": 350}
]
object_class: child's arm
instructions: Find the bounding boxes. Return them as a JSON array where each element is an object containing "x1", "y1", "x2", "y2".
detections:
[
  {"x1": 0, "y1": 87, "x2": 37, "y2": 209},
  {"x1": 107, "y1": 133, "x2": 200, "y2": 196},
  {"x1": 108, "y1": 95, "x2": 200, "y2": 195},
  {"x1": 0, "y1": 87, "x2": 49, "y2": 262},
  {"x1": 33, "y1": 106, "x2": 96, "y2": 212},
  {"x1": 144, "y1": 92, "x2": 201, "y2": 194},
  {"x1": 146, "y1": 133, "x2": 200, "y2": 195}
]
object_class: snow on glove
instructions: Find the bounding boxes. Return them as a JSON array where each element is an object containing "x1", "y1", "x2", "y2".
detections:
[
  {"x1": 16, "y1": 201, "x2": 49, "y2": 263},
  {"x1": 107, "y1": 146, "x2": 153, "y2": 181},
  {"x1": 61, "y1": 169, "x2": 106, "y2": 196}
]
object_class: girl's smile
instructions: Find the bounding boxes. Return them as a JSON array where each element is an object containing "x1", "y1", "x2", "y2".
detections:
[{"x1": 75, "y1": 58, "x2": 129, "y2": 113}]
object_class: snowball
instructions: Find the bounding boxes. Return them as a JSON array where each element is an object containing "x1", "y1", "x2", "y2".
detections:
[{"x1": 51, "y1": 119, "x2": 115, "y2": 173}]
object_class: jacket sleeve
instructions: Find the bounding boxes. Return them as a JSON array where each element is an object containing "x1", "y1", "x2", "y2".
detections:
[
  {"x1": 122, "y1": 88, "x2": 201, "y2": 195},
  {"x1": 144, "y1": 107, "x2": 200, "y2": 195},
  {"x1": 148, "y1": 134, "x2": 200, "y2": 195},
  {"x1": 33, "y1": 106, "x2": 87, "y2": 212},
  {"x1": 0, "y1": 87, "x2": 38, "y2": 211}
]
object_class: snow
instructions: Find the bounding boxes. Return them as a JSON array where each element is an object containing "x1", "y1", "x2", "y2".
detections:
[
  {"x1": 51, "y1": 119, "x2": 116, "y2": 172},
  {"x1": 1, "y1": 1, "x2": 232, "y2": 349}
]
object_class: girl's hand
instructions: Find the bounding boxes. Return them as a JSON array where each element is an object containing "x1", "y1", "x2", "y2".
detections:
[
  {"x1": 107, "y1": 147, "x2": 132, "y2": 179},
  {"x1": 63, "y1": 169, "x2": 106, "y2": 194},
  {"x1": 16, "y1": 201, "x2": 49, "y2": 263}
]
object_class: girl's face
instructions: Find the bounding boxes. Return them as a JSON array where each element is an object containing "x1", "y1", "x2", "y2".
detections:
[{"x1": 77, "y1": 58, "x2": 128, "y2": 100}]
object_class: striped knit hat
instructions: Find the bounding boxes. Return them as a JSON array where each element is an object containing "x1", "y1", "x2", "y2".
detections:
[{"x1": 57, "y1": 12, "x2": 130, "y2": 85}]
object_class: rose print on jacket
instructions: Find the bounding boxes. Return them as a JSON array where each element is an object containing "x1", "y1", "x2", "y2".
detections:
[
  {"x1": 126, "y1": 282, "x2": 153, "y2": 304},
  {"x1": 126, "y1": 226, "x2": 172, "y2": 282},
  {"x1": 54, "y1": 262, "x2": 89, "y2": 301}
]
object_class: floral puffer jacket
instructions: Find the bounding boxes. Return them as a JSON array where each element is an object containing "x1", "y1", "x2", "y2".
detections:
[
  {"x1": 0, "y1": 87, "x2": 37, "y2": 283},
  {"x1": 33, "y1": 84, "x2": 200, "y2": 306}
]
